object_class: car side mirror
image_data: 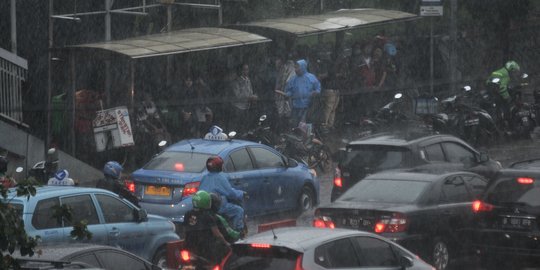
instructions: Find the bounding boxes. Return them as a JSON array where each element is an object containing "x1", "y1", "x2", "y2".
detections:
[
  {"x1": 134, "y1": 208, "x2": 148, "y2": 222},
  {"x1": 287, "y1": 157, "x2": 298, "y2": 168},
  {"x1": 478, "y1": 152, "x2": 490, "y2": 163},
  {"x1": 399, "y1": 255, "x2": 414, "y2": 269}
]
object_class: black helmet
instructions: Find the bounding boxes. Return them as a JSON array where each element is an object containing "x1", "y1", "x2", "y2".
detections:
[
  {"x1": 210, "y1": 192, "x2": 222, "y2": 212},
  {"x1": 0, "y1": 156, "x2": 8, "y2": 173}
]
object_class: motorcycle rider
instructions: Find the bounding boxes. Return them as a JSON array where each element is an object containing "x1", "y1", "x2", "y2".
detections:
[
  {"x1": 199, "y1": 156, "x2": 246, "y2": 234},
  {"x1": 96, "y1": 161, "x2": 140, "y2": 207},
  {"x1": 210, "y1": 192, "x2": 241, "y2": 243},
  {"x1": 0, "y1": 155, "x2": 17, "y2": 188},
  {"x1": 486, "y1": 60, "x2": 521, "y2": 129},
  {"x1": 183, "y1": 190, "x2": 230, "y2": 266}
]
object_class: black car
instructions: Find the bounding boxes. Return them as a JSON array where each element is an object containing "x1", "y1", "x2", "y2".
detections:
[
  {"x1": 315, "y1": 170, "x2": 489, "y2": 270},
  {"x1": 331, "y1": 132, "x2": 501, "y2": 201},
  {"x1": 471, "y1": 169, "x2": 540, "y2": 269}
]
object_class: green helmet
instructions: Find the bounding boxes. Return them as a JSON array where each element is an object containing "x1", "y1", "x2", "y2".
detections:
[
  {"x1": 192, "y1": 190, "x2": 211, "y2": 209},
  {"x1": 505, "y1": 61, "x2": 520, "y2": 72}
]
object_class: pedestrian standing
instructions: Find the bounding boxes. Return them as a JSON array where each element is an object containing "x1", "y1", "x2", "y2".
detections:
[
  {"x1": 230, "y1": 64, "x2": 258, "y2": 133},
  {"x1": 274, "y1": 55, "x2": 295, "y2": 132},
  {"x1": 277, "y1": 59, "x2": 321, "y2": 128}
]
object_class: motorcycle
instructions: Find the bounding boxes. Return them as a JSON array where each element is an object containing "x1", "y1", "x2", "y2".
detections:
[
  {"x1": 342, "y1": 92, "x2": 422, "y2": 142},
  {"x1": 509, "y1": 90, "x2": 536, "y2": 139},
  {"x1": 276, "y1": 125, "x2": 332, "y2": 173},
  {"x1": 484, "y1": 73, "x2": 533, "y2": 139},
  {"x1": 238, "y1": 114, "x2": 277, "y2": 147},
  {"x1": 434, "y1": 86, "x2": 499, "y2": 146}
]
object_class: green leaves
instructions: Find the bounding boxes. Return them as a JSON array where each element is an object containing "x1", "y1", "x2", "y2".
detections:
[
  {"x1": 70, "y1": 220, "x2": 93, "y2": 241},
  {"x1": 1, "y1": 180, "x2": 92, "y2": 268}
]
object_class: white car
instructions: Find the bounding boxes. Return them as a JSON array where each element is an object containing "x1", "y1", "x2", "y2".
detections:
[{"x1": 220, "y1": 227, "x2": 434, "y2": 270}]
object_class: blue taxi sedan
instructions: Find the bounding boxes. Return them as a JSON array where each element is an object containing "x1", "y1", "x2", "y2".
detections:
[{"x1": 130, "y1": 137, "x2": 319, "y2": 227}]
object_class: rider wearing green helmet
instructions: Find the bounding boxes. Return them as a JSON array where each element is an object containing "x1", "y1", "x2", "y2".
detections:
[
  {"x1": 486, "y1": 60, "x2": 522, "y2": 129},
  {"x1": 192, "y1": 190, "x2": 212, "y2": 209},
  {"x1": 487, "y1": 60, "x2": 521, "y2": 101},
  {"x1": 183, "y1": 190, "x2": 230, "y2": 265}
]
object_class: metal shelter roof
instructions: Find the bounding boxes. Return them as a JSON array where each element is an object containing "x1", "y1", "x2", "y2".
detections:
[
  {"x1": 68, "y1": 27, "x2": 271, "y2": 59},
  {"x1": 234, "y1": 8, "x2": 419, "y2": 37}
]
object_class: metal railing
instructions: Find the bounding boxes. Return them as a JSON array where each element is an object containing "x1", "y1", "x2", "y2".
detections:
[{"x1": 0, "y1": 47, "x2": 27, "y2": 123}]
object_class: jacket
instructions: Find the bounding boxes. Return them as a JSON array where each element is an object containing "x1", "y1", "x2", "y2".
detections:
[{"x1": 285, "y1": 59, "x2": 321, "y2": 109}]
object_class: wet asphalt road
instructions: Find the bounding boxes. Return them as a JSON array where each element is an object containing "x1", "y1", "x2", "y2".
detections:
[{"x1": 245, "y1": 138, "x2": 540, "y2": 270}]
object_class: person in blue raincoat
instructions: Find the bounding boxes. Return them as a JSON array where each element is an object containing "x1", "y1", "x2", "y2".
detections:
[
  {"x1": 277, "y1": 59, "x2": 321, "y2": 128},
  {"x1": 199, "y1": 156, "x2": 245, "y2": 233}
]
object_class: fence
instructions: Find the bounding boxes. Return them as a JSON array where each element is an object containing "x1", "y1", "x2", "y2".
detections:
[{"x1": 0, "y1": 47, "x2": 27, "y2": 124}]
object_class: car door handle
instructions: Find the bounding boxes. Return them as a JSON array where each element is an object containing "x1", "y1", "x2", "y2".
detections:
[{"x1": 109, "y1": 227, "x2": 120, "y2": 237}]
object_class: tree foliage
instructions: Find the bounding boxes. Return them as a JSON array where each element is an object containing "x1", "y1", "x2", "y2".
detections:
[{"x1": 0, "y1": 180, "x2": 91, "y2": 269}]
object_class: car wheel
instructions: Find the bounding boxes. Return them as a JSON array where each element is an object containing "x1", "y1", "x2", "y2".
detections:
[
  {"x1": 431, "y1": 238, "x2": 450, "y2": 270},
  {"x1": 298, "y1": 186, "x2": 314, "y2": 213},
  {"x1": 152, "y1": 246, "x2": 167, "y2": 269}
]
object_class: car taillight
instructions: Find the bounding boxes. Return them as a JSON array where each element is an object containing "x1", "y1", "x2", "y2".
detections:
[
  {"x1": 180, "y1": 250, "x2": 190, "y2": 262},
  {"x1": 333, "y1": 167, "x2": 342, "y2": 187},
  {"x1": 251, "y1": 243, "x2": 271, "y2": 248},
  {"x1": 374, "y1": 213, "x2": 408, "y2": 233},
  {"x1": 295, "y1": 255, "x2": 304, "y2": 270},
  {"x1": 472, "y1": 200, "x2": 494, "y2": 213},
  {"x1": 313, "y1": 216, "x2": 335, "y2": 229},
  {"x1": 124, "y1": 180, "x2": 135, "y2": 193},
  {"x1": 212, "y1": 266, "x2": 220, "y2": 270},
  {"x1": 182, "y1": 181, "x2": 200, "y2": 197},
  {"x1": 517, "y1": 177, "x2": 534, "y2": 184}
]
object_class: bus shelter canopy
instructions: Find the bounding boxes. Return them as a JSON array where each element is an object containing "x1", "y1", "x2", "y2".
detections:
[
  {"x1": 68, "y1": 27, "x2": 271, "y2": 59},
  {"x1": 233, "y1": 8, "x2": 418, "y2": 37}
]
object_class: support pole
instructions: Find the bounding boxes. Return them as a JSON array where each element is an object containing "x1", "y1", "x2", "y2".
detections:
[
  {"x1": 430, "y1": 17, "x2": 434, "y2": 95},
  {"x1": 46, "y1": 0, "x2": 53, "y2": 159},
  {"x1": 105, "y1": 0, "x2": 112, "y2": 106},
  {"x1": 70, "y1": 52, "x2": 77, "y2": 156},
  {"x1": 449, "y1": 0, "x2": 457, "y2": 94},
  {"x1": 10, "y1": 0, "x2": 17, "y2": 54},
  {"x1": 218, "y1": 0, "x2": 223, "y2": 25}
]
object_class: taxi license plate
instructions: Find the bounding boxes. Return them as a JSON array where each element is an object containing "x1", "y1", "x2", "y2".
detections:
[
  {"x1": 501, "y1": 216, "x2": 533, "y2": 230},
  {"x1": 145, "y1": 185, "x2": 171, "y2": 196}
]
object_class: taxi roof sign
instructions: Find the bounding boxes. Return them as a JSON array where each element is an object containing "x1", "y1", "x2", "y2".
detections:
[{"x1": 204, "y1": 126, "x2": 229, "y2": 141}]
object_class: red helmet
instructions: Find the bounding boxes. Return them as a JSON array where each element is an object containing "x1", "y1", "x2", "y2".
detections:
[{"x1": 206, "y1": 156, "x2": 224, "y2": 172}]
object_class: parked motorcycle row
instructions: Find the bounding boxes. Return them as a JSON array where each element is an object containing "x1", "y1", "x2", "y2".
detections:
[
  {"x1": 232, "y1": 114, "x2": 332, "y2": 173},
  {"x1": 343, "y1": 74, "x2": 540, "y2": 147}
]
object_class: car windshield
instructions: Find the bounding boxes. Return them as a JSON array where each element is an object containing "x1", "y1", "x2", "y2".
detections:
[
  {"x1": 224, "y1": 245, "x2": 300, "y2": 270},
  {"x1": 486, "y1": 179, "x2": 540, "y2": 208},
  {"x1": 143, "y1": 151, "x2": 212, "y2": 173},
  {"x1": 343, "y1": 145, "x2": 412, "y2": 171},
  {"x1": 339, "y1": 179, "x2": 429, "y2": 204}
]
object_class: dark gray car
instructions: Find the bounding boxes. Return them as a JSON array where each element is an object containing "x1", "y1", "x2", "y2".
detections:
[{"x1": 331, "y1": 133, "x2": 501, "y2": 201}]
